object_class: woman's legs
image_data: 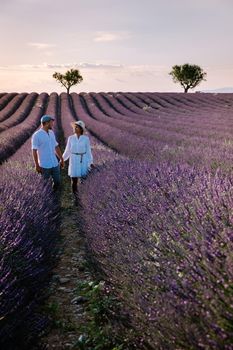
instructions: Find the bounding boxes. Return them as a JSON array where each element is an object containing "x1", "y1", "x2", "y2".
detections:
[
  {"x1": 71, "y1": 177, "x2": 78, "y2": 194},
  {"x1": 71, "y1": 177, "x2": 82, "y2": 194}
]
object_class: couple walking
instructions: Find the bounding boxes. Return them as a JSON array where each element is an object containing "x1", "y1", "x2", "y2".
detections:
[{"x1": 31, "y1": 115, "x2": 93, "y2": 194}]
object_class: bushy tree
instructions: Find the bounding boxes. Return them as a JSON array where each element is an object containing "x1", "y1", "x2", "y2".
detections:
[
  {"x1": 169, "y1": 63, "x2": 207, "y2": 93},
  {"x1": 53, "y1": 68, "x2": 83, "y2": 94}
]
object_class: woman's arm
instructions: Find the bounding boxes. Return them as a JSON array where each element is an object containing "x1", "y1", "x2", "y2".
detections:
[
  {"x1": 62, "y1": 136, "x2": 71, "y2": 161},
  {"x1": 86, "y1": 137, "x2": 93, "y2": 167}
]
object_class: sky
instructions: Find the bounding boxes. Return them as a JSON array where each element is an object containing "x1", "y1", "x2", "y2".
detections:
[{"x1": 0, "y1": 0, "x2": 233, "y2": 93}]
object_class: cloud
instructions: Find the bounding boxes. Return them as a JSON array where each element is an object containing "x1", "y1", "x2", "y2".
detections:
[
  {"x1": 1, "y1": 62, "x2": 232, "y2": 93},
  {"x1": 202, "y1": 87, "x2": 233, "y2": 93},
  {"x1": 43, "y1": 63, "x2": 75, "y2": 69},
  {"x1": 28, "y1": 42, "x2": 56, "y2": 50},
  {"x1": 45, "y1": 62, "x2": 123, "y2": 69},
  {"x1": 93, "y1": 31, "x2": 131, "y2": 42},
  {"x1": 78, "y1": 62, "x2": 123, "y2": 69},
  {"x1": 0, "y1": 62, "x2": 123, "y2": 70},
  {"x1": 0, "y1": 62, "x2": 173, "y2": 92}
]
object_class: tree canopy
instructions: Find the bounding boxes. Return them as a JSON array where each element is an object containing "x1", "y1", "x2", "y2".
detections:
[
  {"x1": 53, "y1": 68, "x2": 83, "y2": 94},
  {"x1": 169, "y1": 64, "x2": 207, "y2": 93}
]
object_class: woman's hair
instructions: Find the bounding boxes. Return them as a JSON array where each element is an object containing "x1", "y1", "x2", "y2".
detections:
[{"x1": 73, "y1": 124, "x2": 84, "y2": 134}]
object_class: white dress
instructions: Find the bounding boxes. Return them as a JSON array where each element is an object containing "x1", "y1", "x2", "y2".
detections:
[{"x1": 63, "y1": 134, "x2": 93, "y2": 177}]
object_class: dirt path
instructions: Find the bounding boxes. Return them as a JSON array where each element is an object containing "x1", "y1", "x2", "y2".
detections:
[
  {"x1": 40, "y1": 170, "x2": 93, "y2": 349},
  {"x1": 39, "y1": 128, "x2": 131, "y2": 349}
]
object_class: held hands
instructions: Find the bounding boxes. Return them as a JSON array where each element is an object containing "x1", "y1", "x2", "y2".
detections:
[{"x1": 35, "y1": 164, "x2": 42, "y2": 173}]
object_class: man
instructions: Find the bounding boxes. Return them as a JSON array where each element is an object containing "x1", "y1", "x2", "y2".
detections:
[{"x1": 31, "y1": 115, "x2": 64, "y2": 190}]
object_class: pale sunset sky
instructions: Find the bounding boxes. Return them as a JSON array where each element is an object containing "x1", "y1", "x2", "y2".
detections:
[{"x1": 0, "y1": 0, "x2": 233, "y2": 93}]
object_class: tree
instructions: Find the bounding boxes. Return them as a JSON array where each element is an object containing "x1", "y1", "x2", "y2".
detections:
[
  {"x1": 169, "y1": 64, "x2": 207, "y2": 93},
  {"x1": 53, "y1": 68, "x2": 83, "y2": 94}
]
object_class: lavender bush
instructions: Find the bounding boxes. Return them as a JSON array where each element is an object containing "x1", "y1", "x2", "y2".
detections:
[
  {"x1": 0, "y1": 93, "x2": 18, "y2": 115},
  {"x1": 0, "y1": 93, "x2": 38, "y2": 132},
  {"x1": 0, "y1": 160, "x2": 60, "y2": 348},
  {"x1": 0, "y1": 93, "x2": 61, "y2": 349},
  {"x1": 79, "y1": 159, "x2": 233, "y2": 349},
  {"x1": 0, "y1": 93, "x2": 28, "y2": 123},
  {"x1": 70, "y1": 93, "x2": 233, "y2": 172},
  {"x1": 45, "y1": 92, "x2": 60, "y2": 138},
  {"x1": 1, "y1": 91, "x2": 233, "y2": 349},
  {"x1": 60, "y1": 91, "x2": 76, "y2": 140},
  {"x1": 0, "y1": 93, "x2": 48, "y2": 163}
]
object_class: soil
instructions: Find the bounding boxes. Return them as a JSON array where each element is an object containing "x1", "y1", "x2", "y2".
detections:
[{"x1": 39, "y1": 171, "x2": 93, "y2": 350}]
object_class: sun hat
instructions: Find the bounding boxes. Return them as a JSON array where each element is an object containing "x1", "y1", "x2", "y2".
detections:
[
  {"x1": 74, "y1": 120, "x2": 85, "y2": 131},
  {"x1": 40, "y1": 115, "x2": 55, "y2": 123}
]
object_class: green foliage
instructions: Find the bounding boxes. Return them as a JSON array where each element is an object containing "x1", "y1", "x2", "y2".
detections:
[
  {"x1": 45, "y1": 301, "x2": 60, "y2": 316},
  {"x1": 53, "y1": 68, "x2": 83, "y2": 94},
  {"x1": 169, "y1": 63, "x2": 207, "y2": 92},
  {"x1": 73, "y1": 280, "x2": 134, "y2": 350},
  {"x1": 44, "y1": 301, "x2": 77, "y2": 333}
]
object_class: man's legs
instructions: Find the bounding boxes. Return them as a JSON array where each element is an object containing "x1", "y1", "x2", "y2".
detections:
[
  {"x1": 51, "y1": 165, "x2": 61, "y2": 191},
  {"x1": 41, "y1": 167, "x2": 52, "y2": 180}
]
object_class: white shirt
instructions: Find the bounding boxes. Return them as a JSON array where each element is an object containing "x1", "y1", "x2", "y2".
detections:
[
  {"x1": 31, "y1": 129, "x2": 59, "y2": 168},
  {"x1": 63, "y1": 134, "x2": 93, "y2": 177}
]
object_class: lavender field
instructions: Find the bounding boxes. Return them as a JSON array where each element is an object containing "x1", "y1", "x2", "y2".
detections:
[{"x1": 1, "y1": 92, "x2": 233, "y2": 349}]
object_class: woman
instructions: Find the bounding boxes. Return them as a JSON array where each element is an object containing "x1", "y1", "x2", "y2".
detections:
[{"x1": 63, "y1": 120, "x2": 93, "y2": 194}]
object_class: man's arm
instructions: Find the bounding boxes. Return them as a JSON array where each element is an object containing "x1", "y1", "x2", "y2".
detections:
[
  {"x1": 55, "y1": 146, "x2": 64, "y2": 168},
  {"x1": 32, "y1": 149, "x2": 42, "y2": 173}
]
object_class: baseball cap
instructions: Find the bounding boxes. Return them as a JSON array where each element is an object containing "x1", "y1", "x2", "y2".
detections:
[{"x1": 40, "y1": 115, "x2": 55, "y2": 123}]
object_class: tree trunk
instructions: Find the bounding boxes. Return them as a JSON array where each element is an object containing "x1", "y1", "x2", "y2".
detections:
[
  {"x1": 67, "y1": 87, "x2": 70, "y2": 95},
  {"x1": 184, "y1": 87, "x2": 189, "y2": 93}
]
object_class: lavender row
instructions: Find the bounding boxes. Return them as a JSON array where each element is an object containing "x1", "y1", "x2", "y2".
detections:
[
  {"x1": 60, "y1": 92, "x2": 75, "y2": 141},
  {"x1": 0, "y1": 93, "x2": 48, "y2": 163},
  {"x1": 0, "y1": 95, "x2": 61, "y2": 348},
  {"x1": 71, "y1": 92, "x2": 162, "y2": 160},
  {"x1": 132, "y1": 93, "x2": 233, "y2": 140},
  {"x1": 118, "y1": 92, "x2": 233, "y2": 128},
  {"x1": 79, "y1": 159, "x2": 233, "y2": 349},
  {"x1": 96, "y1": 93, "x2": 233, "y2": 141},
  {"x1": 74, "y1": 93, "x2": 232, "y2": 349},
  {"x1": 0, "y1": 93, "x2": 17, "y2": 113},
  {"x1": 87, "y1": 93, "x2": 233, "y2": 144},
  {"x1": 112, "y1": 91, "x2": 200, "y2": 118},
  {"x1": 132, "y1": 91, "x2": 227, "y2": 118},
  {"x1": 152, "y1": 93, "x2": 233, "y2": 132},
  {"x1": 45, "y1": 92, "x2": 60, "y2": 138},
  {"x1": 100, "y1": 92, "x2": 211, "y2": 134},
  {"x1": 0, "y1": 164, "x2": 59, "y2": 348},
  {"x1": 136, "y1": 92, "x2": 233, "y2": 124},
  {"x1": 0, "y1": 93, "x2": 38, "y2": 132},
  {"x1": 73, "y1": 93, "x2": 233, "y2": 171},
  {"x1": 145, "y1": 92, "x2": 233, "y2": 126},
  {"x1": 59, "y1": 92, "x2": 121, "y2": 165},
  {"x1": 100, "y1": 92, "x2": 149, "y2": 118},
  {"x1": 0, "y1": 93, "x2": 28, "y2": 123},
  {"x1": 145, "y1": 92, "x2": 233, "y2": 111},
  {"x1": 122, "y1": 92, "x2": 233, "y2": 131},
  {"x1": 9, "y1": 92, "x2": 61, "y2": 162},
  {"x1": 81, "y1": 92, "x2": 193, "y2": 147}
]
